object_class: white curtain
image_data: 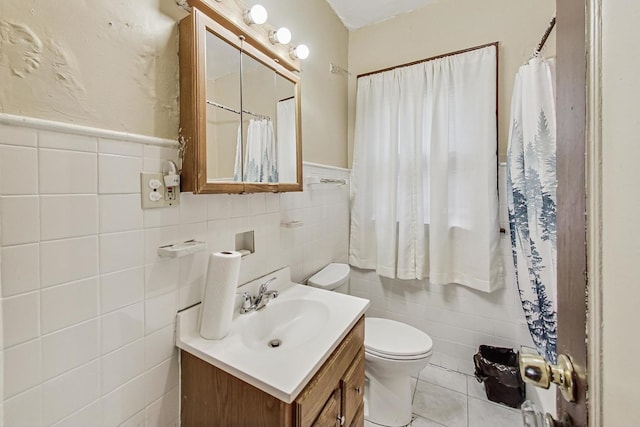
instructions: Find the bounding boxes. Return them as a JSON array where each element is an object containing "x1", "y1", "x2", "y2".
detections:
[
  {"x1": 507, "y1": 57, "x2": 557, "y2": 363},
  {"x1": 233, "y1": 124, "x2": 242, "y2": 181},
  {"x1": 277, "y1": 98, "x2": 296, "y2": 183},
  {"x1": 349, "y1": 45, "x2": 503, "y2": 292},
  {"x1": 235, "y1": 119, "x2": 278, "y2": 182}
]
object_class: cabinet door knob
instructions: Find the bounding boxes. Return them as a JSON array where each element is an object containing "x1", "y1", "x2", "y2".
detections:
[
  {"x1": 355, "y1": 386, "x2": 362, "y2": 394},
  {"x1": 337, "y1": 415, "x2": 345, "y2": 425}
]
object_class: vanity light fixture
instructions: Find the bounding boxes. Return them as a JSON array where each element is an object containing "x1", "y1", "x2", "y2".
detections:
[
  {"x1": 289, "y1": 44, "x2": 310, "y2": 60},
  {"x1": 244, "y1": 4, "x2": 268, "y2": 25},
  {"x1": 269, "y1": 27, "x2": 292, "y2": 45}
]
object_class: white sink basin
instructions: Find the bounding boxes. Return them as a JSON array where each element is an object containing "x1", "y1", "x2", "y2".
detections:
[
  {"x1": 240, "y1": 299, "x2": 330, "y2": 350},
  {"x1": 175, "y1": 266, "x2": 369, "y2": 403}
]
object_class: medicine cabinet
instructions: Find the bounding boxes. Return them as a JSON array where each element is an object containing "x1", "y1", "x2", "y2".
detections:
[{"x1": 179, "y1": 2, "x2": 303, "y2": 194}]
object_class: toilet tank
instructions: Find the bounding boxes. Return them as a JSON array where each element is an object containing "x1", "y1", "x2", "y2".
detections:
[{"x1": 306, "y1": 263, "x2": 350, "y2": 294}]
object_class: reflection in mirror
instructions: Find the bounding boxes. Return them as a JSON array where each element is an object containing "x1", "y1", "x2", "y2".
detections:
[
  {"x1": 205, "y1": 29, "x2": 241, "y2": 182},
  {"x1": 240, "y1": 53, "x2": 277, "y2": 183},
  {"x1": 275, "y1": 75, "x2": 297, "y2": 183}
]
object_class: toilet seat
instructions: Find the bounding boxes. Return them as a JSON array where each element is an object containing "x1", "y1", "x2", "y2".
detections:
[
  {"x1": 365, "y1": 317, "x2": 433, "y2": 360},
  {"x1": 366, "y1": 347, "x2": 432, "y2": 361}
]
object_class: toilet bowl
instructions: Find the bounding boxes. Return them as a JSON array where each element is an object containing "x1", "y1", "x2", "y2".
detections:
[
  {"x1": 364, "y1": 317, "x2": 432, "y2": 426},
  {"x1": 307, "y1": 264, "x2": 434, "y2": 427}
]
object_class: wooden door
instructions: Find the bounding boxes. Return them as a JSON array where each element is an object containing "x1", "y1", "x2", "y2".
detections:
[
  {"x1": 555, "y1": 0, "x2": 588, "y2": 424},
  {"x1": 312, "y1": 389, "x2": 341, "y2": 427}
]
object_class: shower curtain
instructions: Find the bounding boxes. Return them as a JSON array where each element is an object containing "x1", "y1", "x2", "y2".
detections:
[
  {"x1": 506, "y1": 57, "x2": 557, "y2": 363},
  {"x1": 276, "y1": 98, "x2": 296, "y2": 183},
  {"x1": 349, "y1": 45, "x2": 503, "y2": 292},
  {"x1": 233, "y1": 118, "x2": 278, "y2": 182}
]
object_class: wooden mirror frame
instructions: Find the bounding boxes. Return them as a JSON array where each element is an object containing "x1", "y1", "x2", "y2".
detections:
[{"x1": 179, "y1": 4, "x2": 303, "y2": 194}]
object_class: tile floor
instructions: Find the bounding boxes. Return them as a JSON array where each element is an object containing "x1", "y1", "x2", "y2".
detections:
[{"x1": 365, "y1": 364, "x2": 523, "y2": 427}]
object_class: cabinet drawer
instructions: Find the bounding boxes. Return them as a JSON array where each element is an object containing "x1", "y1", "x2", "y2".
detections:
[
  {"x1": 341, "y1": 351, "x2": 365, "y2": 427},
  {"x1": 294, "y1": 317, "x2": 364, "y2": 427}
]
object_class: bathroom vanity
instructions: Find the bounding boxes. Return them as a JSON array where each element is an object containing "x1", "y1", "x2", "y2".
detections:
[
  {"x1": 175, "y1": 268, "x2": 369, "y2": 426},
  {"x1": 180, "y1": 317, "x2": 364, "y2": 426}
]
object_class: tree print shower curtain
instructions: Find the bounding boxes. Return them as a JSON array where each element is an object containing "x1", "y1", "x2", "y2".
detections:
[{"x1": 506, "y1": 57, "x2": 557, "y2": 363}]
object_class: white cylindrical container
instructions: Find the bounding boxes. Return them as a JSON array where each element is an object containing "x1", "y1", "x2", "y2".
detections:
[{"x1": 199, "y1": 251, "x2": 242, "y2": 340}]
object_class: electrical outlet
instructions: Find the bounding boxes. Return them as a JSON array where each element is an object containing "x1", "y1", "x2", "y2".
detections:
[
  {"x1": 166, "y1": 185, "x2": 177, "y2": 201},
  {"x1": 141, "y1": 173, "x2": 180, "y2": 209}
]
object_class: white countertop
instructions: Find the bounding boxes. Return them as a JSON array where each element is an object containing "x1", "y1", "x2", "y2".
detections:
[{"x1": 175, "y1": 267, "x2": 369, "y2": 403}]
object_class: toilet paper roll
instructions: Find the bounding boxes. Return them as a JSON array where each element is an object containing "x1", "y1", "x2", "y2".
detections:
[{"x1": 199, "y1": 251, "x2": 242, "y2": 340}]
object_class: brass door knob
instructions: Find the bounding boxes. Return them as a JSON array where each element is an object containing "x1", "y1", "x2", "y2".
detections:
[{"x1": 519, "y1": 353, "x2": 576, "y2": 402}]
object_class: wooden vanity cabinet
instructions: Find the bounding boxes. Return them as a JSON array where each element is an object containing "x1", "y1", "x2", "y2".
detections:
[{"x1": 180, "y1": 316, "x2": 365, "y2": 427}]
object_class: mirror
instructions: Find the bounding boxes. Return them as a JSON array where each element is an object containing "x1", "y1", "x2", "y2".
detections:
[
  {"x1": 275, "y1": 73, "x2": 298, "y2": 183},
  {"x1": 240, "y1": 52, "x2": 298, "y2": 184},
  {"x1": 205, "y1": 30, "x2": 241, "y2": 182},
  {"x1": 179, "y1": 7, "x2": 302, "y2": 194},
  {"x1": 239, "y1": 52, "x2": 277, "y2": 183}
]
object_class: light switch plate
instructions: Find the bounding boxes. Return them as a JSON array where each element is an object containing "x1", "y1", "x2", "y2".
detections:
[{"x1": 140, "y1": 173, "x2": 180, "y2": 209}]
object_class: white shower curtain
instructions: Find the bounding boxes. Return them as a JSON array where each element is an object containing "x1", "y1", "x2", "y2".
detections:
[
  {"x1": 350, "y1": 45, "x2": 503, "y2": 292},
  {"x1": 233, "y1": 123, "x2": 242, "y2": 181},
  {"x1": 277, "y1": 98, "x2": 296, "y2": 183},
  {"x1": 235, "y1": 118, "x2": 278, "y2": 182},
  {"x1": 507, "y1": 57, "x2": 557, "y2": 363}
]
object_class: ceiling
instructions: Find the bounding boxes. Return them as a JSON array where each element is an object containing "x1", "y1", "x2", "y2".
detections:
[{"x1": 324, "y1": 0, "x2": 438, "y2": 30}]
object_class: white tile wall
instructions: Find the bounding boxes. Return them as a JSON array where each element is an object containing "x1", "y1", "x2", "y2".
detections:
[
  {"x1": 42, "y1": 360, "x2": 100, "y2": 426},
  {"x1": 3, "y1": 338, "x2": 41, "y2": 399},
  {"x1": 99, "y1": 194, "x2": 144, "y2": 233},
  {"x1": 101, "y1": 339, "x2": 146, "y2": 395},
  {"x1": 101, "y1": 302, "x2": 145, "y2": 355},
  {"x1": 39, "y1": 149, "x2": 97, "y2": 194},
  {"x1": 2, "y1": 291, "x2": 40, "y2": 348},
  {"x1": 100, "y1": 267, "x2": 144, "y2": 314},
  {"x1": 40, "y1": 277, "x2": 99, "y2": 334},
  {"x1": 349, "y1": 164, "x2": 535, "y2": 375},
  {"x1": 41, "y1": 319, "x2": 100, "y2": 380},
  {"x1": 40, "y1": 195, "x2": 99, "y2": 241},
  {"x1": 0, "y1": 196, "x2": 40, "y2": 245},
  {"x1": 0, "y1": 145, "x2": 38, "y2": 194},
  {"x1": 0, "y1": 120, "x2": 350, "y2": 426},
  {"x1": 40, "y1": 236, "x2": 98, "y2": 288},
  {"x1": 4, "y1": 386, "x2": 42, "y2": 426},
  {"x1": 98, "y1": 154, "x2": 143, "y2": 194},
  {"x1": 0, "y1": 244, "x2": 40, "y2": 297}
]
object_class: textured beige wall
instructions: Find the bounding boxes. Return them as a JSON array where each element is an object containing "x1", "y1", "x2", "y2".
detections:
[
  {"x1": 601, "y1": 1, "x2": 640, "y2": 424},
  {"x1": 347, "y1": 0, "x2": 556, "y2": 165},
  {"x1": 0, "y1": 0, "x2": 349, "y2": 168},
  {"x1": 0, "y1": 0, "x2": 187, "y2": 139},
  {"x1": 258, "y1": 0, "x2": 349, "y2": 168}
]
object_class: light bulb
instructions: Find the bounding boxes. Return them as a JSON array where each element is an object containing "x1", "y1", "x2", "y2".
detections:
[
  {"x1": 244, "y1": 5, "x2": 268, "y2": 25},
  {"x1": 270, "y1": 27, "x2": 292, "y2": 45},
  {"x1": 290, "y1": 44, "x2": 309, "y2": 60}
]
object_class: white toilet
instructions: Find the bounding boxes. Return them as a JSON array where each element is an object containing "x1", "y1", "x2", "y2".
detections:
[{"x1": 307, "y1": 263, "x2": 434, "y2": 427}]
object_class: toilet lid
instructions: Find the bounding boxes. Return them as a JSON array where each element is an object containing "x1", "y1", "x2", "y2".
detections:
[
  {"x1": 365, "y1": 317, "x2": 433, "y2": 358},
  {"x1": 307, "y1": 263, "x2": 350, "y2": 290}
]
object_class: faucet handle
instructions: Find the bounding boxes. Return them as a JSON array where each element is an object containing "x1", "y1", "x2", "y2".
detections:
[
  {"x1": 240, "y1": 292, "x2": 253, "y2": 313},
  {"x1": 259, "y1": 277, "x2": 277, "y2": 293}
]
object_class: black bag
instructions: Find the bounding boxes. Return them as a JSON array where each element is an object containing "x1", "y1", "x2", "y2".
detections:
[{"x1": 473, "y1": 345, "x2": 526, "y2": 408}]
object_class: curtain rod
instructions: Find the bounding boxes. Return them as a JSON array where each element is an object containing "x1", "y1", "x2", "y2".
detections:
[
  {"x1": 357, "y1": 41, "x2": 499, "y2": 79},
  {"x1": 206, "y1": 100, "x2": 270, "y2": 120},
  {"x1": 534, "y1": 17, "x2": 556, "y2": 55}
]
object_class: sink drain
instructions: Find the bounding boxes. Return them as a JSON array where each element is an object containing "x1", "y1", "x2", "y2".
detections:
[{"x1": 268, "y1": 339, "x2": 282, "y2": 348}]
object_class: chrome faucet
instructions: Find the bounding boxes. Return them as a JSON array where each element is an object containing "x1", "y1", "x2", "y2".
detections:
[{"x1": 239, "y1": 277, "x2": 279, "y2": 313}]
